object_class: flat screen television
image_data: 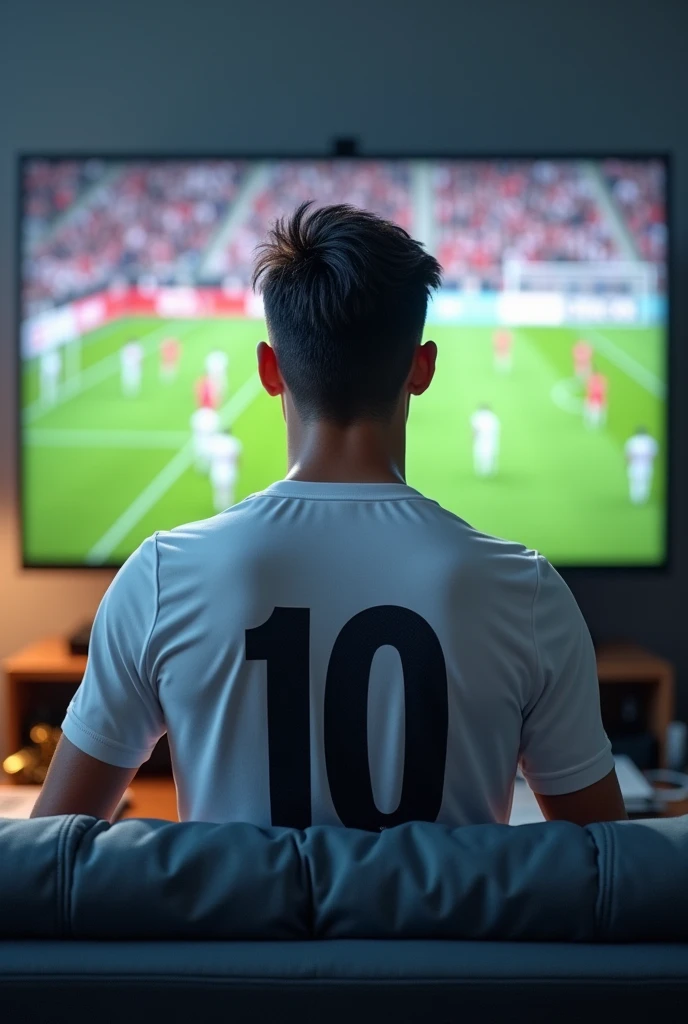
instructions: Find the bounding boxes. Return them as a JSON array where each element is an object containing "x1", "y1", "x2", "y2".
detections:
[{"x1": 18, "y1": 154, "x2": 669, "y2": 568}]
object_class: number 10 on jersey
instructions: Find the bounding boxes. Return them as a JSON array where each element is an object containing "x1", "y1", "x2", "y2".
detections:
[{"x1": 246, "y1": 605, "x2": 449, "y2": 831}]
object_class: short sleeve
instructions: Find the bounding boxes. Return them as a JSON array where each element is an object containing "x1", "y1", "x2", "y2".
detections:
[
  {"x1": 61, "y1": 535, "x2": 165, "y2": 769},
  {"x1": 519, "y1": 556, "x2": 614, "y2": 795}
]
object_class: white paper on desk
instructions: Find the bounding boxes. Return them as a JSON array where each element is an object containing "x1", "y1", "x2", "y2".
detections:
[
  {"x1": 509, "y1": 778, "x2": 546, "y2": 825},
  {"x1": 613, "y1": 754, "x2": 654, "y2": 802},
  {"x1": 509, "y1": 755, "x2": 654, "y2": 825},
  {"x1": 0, "y1": 786, "x2": 133, "y2": 821}
]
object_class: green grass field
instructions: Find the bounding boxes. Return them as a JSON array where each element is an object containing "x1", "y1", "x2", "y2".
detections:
[{"x1": 21, "y1": 315, "x2": 666, "y2": 566}]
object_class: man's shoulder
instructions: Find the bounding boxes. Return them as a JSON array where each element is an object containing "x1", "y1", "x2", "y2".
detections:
[
  {"x1": 156, "y1": 495, "x2": 261, "y2": 547},
  {"x1": 426, "y1": 502, "x2": 541, "y2": 581}
]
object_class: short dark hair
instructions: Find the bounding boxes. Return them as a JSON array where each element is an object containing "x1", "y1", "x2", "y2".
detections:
[{"x1": 252, "y1": 201, "x2": 442, "y2": 425}]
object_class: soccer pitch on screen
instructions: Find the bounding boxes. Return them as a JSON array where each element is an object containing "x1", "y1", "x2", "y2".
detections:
[{"x1": 21, "y1": 313, "x2": 666, "y2": 567}]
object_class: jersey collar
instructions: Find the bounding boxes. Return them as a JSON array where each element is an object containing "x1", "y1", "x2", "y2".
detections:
[{"x1": 261, "y1": 480, "x2": 425, "y2": 502}]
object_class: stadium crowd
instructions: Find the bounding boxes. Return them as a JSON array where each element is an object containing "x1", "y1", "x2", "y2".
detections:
[
  {"x1": 24, "y1": 161, "x2": 246, "y2": 315},
  {"x1": 602, "y1": 159, "x2": 666, "y2": 265},
  {"x1": 23, "y1": 158, "x2": 666, "y2": 314},
  {"x1": 205, "y1": 161, "x2": 414, "y2": 286},
  {"x1": 434, "y1": 161, "x2": 620, "y2": 290},
  {"x1": 23, "y1": 159, "x2": 107, "y2": 250}
]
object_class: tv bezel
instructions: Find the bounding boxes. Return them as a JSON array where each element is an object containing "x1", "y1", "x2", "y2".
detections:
[{"x1": 15, "y1": 150, "x2": 674, "y2": 574}]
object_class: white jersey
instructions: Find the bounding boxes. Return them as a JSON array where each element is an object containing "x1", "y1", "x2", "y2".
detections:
[
  {"x1": 206, "y1": 350, "x2": 229, "y2": 379},
  {"x1": 625, "y1": 434, "x2": 658, "y2": 469},
  {"x1": 209, "y1": 434, "x2": 242, "y2": 480},
  {"x1": 41, "y1": 350, "x2": 62, "y2": 376},
  {"x1": 121, "y1": 343, "x2": 144, "y2": 369},
  {"x1": 190, "y1": 407, "x2": 220, "y2": 436},
  {"x1": 471, "y1": 410, "x2": 500, "y2": 448},
  {"x1": 63, "y1": 481, "x2": 613, "y2": 829}
]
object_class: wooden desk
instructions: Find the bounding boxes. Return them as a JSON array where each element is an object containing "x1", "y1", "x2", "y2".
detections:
[{"x1": 126, "y1": 779, "x2": 178, "y2": 821}]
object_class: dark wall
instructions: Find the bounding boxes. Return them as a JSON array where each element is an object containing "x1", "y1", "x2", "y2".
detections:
[{"x1": 1, "y1": 0, "x2": 686, "y2": 721}]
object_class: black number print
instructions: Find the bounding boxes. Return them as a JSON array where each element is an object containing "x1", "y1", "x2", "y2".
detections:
[
  {"x1": 245, "y1": 607, "x2": 312, "y2": 828},
  {"x1": 246, "y1": 605, "x2": 448, "y2": 830}
]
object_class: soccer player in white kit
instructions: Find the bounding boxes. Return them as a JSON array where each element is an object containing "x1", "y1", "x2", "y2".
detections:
[
  {"x1": 205, "y1": 350, "x2": 229, "y2": 400},
  {"x1": 190, "y1": 406, "x2": 221, "y2": 472},
  {"x1": 39, "y1": 347, "x2": 62, "y2": 405},
  {"x1": 120, "y1": 341, "x2": 144, "y2": 397},
  {"x1": 208, "y1": 430, "x2": 242, "y2": 511},
  {"x1": 34, "y1": 202, "x2": 626, "y2": 832},
  {"x1": 471, "y1": 404, "x2": 501, "y2": 477},
  {"x1": 625, "y1": 427, "x2": 659, "y2": 505}
]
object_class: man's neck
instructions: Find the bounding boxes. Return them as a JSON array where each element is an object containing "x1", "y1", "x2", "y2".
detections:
[{"x1": 285, "y1": 418, "x2": 406, "y2": 485}]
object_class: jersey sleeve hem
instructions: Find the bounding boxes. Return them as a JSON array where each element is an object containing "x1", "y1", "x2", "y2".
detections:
[
  {"x1": 61, "y1": 707, "x2": 153, "y2": 770},
  {"x1": 521, "y1": 742, "x2": 615, "y2": 796}
]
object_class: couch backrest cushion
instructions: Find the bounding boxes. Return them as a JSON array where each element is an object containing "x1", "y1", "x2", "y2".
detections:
[
  {"x1": 589, "y1": 817, "x2": 688, "y2": 942},
  {"x1": 1, "y1": 815, "x2": 687, "y2": 941}
]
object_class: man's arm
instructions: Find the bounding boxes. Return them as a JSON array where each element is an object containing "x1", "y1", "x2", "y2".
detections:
[
  {"x1": 520, "y1": 557, "x2": 623, "y2": 825},
  {"x1": 31, "y1": 536, "x2": 165, "y2": 819},
  {"x1": 31, "y1": 735, "x2": 137, "y2": 821},
  {"x1": 534, "y1": 767, "x2": 627, "y2": 826}
]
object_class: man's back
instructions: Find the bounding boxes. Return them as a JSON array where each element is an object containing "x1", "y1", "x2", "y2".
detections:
[
  {"x1": 64, "y1": 480, "x2": 614, "y2": 827},
  {"x1": 34, "y1": 202, "x2": 622, "y2": 829}
]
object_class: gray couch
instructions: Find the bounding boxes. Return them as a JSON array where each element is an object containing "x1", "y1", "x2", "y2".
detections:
[{"x1": 1, "y1": 813, "x2": 687, "y2": 1022}]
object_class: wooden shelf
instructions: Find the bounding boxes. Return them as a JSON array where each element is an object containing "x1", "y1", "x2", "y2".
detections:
[
  {"x1": 2, "y1": 637, "x2": 677, "y2": 817},
  {"x1": 595, "y1": 643, "x2": 674, "y2": 766},
  {"x1": 3, "y1": 636, "x2": 87, "y2": 682}
]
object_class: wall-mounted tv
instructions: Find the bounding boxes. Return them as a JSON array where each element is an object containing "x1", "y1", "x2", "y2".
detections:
[{"x1": 18, "y1": 154, "x2": 669, "y2": 568}]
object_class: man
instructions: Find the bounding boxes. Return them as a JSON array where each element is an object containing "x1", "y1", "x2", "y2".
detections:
[
  {"x1": 573, "y1": 339, "x2": 593, "y2": 380},
  {"x1": 493, "y1": 329, "x2": 513, "y2": 373},
  {"x1": 120, "y1": 340, "x2": 144, "y2": 397},
  {"x1": 208, "y1": 429, "x2": 242, "y2": 511},
  {"x1": 471, "y1": 403, "x2": 501, "y2": 477},
  {"x1": 584, "y1": 369, "x2": 608, "y2": 428},
  {"x1": 195, "y1": 372, "x2": 220, "y2": 410},
  {"x1": 205, "y1": 349, "x2": 230, "y2": 400},
  {"x1": 625, "y1": 427, "x2": 659, "y2": 505},
  {"x1": 190, "y1": 405, "x2": 221, "y2": 472},
  {"x1": 39, "y1": 346, "x2": 62, "y2": 405},
  {"x1": 33, "y1": 202, "x2": 625, "y2": 829},
  {"x1": 159, "y1": 337, "x2": 181, "y2": 381}
]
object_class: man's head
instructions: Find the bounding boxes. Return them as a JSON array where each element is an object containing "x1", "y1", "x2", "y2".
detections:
[{"x1": 252, "y1": 201, "x2": 442, "y2": 427}]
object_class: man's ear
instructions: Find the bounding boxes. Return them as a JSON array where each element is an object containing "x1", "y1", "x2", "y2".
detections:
[
  {"x1": 407, "y1": 340, "x2": 437, "y2": 396},
  {"x1": 257, "y1": 341, "x2": 285, "y2": 397}
]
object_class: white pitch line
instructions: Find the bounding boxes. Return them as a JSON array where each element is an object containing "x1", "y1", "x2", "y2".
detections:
[
  {"x1": 586, "y1": 329, "x2": 665, "y2": 398},
  {"x1": 24, "y1": 317, "x2": 138, "y2": 365},
  {"x1": 85, "y1": 373, "x2": 263, "y2": 565},
  {"x1": 22, "y1": 320, "x2": 199, "y2": 425},
  {"x1": 26, "y1": 428, "x2": 192, "y2": 449}
]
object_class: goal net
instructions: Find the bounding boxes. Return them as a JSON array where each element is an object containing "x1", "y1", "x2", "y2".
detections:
[{"x1": 501, "y1": 260, "x2": 659, "y2": 325}]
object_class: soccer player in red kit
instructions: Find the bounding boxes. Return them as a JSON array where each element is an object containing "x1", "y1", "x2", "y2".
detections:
[
  {"x1": 493, "y1": 329, "x2": 513, "y2": 373},
  {"x1": 195, "y1": 374, "x2": 220, "y2": 410},
  {"x1": 159, "y1": 338, "x2": 181, "y2": 381},
  {"x1": 573, "y1": 340, "x2": 593, "y2": 380},
  {"x1": 584, "y1": 370, "x2": 608, "y2": 428}
]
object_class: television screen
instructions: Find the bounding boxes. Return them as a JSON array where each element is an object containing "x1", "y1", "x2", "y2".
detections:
[{"x1": 19, "y1": 156, "x2": 668, "y2": 567}]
